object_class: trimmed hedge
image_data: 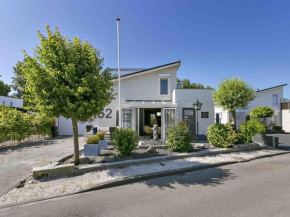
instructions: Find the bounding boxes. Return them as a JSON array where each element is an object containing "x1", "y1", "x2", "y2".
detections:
[
  {"x1": 240, "y1": 118, "x2": 266, "y2": 143},
  {"x1": 207, "y1": 123, "x2": 237, "y2": 148},
  {"x1": 166, "y1": 121, "x2": 193, "y2": 152},
  {"x1": 113, "y1": 128, "x2": 139, "y2": 156}
]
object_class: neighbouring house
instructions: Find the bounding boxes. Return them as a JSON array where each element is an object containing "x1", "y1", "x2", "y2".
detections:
[
  {"x1": 0, "y1": 95, "x2": 23, "y2": 108},
  {"x1": 215, "y1": 84, "x2": 287, "y2": 128},
  {"x1": 57, "y1": 61, "x2": 215, "y2": 140},
  {"x1": 281, "y1": 102, "x2": 290, "y2": 133}
]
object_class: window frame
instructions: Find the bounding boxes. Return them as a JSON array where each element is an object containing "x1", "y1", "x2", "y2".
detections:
[
  {"x1": 158, "y1": 76, "x2": 170, "y2": 96},
  {"x1": 273, "y1": 94, "x2": 278, "y2": 105}
]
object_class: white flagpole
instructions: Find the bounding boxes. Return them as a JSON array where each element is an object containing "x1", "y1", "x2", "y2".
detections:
[{"x1": 116, "y1": 18, "x2": 121, "y2": 128}]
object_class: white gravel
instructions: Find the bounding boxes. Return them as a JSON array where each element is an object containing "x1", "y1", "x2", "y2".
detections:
[{"x1": 0, "y1": 149, "x2": 284, "y2": 205}]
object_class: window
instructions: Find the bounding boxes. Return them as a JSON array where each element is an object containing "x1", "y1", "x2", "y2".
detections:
[
  {"x1": 10, "y1": 102, "x2": 13, "y2": 107},
  {"x1": 273, "y1": 94, "x2": 278, "y2": 105},
  {"x1": 160, "y1": 78, "x2": 168, "y2": 95},
  {"x1": 201, "y1": 112, "x2": 209, "y2": 118},
  {"x1": 1, "y1": 101, "x2": 5, "y2": 106}
]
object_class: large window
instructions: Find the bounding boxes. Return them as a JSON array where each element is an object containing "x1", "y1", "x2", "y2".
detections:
[
  {"x1": 160, "y1": 78, "x2": 168, "y2": 95},
  {"x1": 273, "y1": 94, "x2": 278, "y2": 105}
]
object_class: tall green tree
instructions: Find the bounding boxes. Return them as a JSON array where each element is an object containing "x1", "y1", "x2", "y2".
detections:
[
  {"x1": 11, "y1": 61, "x2": 26, "y2": 98},
  {"x1": 0, "y1": 75, "x2": 11, "y2": 96},
  {"x1": 213, "y1": 77, "x2": 255, "y2": 130},
  {"x1": 21, "y1": 26, "x2": 115, "y2": 164}
]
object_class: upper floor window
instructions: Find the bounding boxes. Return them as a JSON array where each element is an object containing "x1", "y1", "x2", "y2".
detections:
[
  {"x1": 160, "y1": 78, "x2": 168, "y2": 95},
  {"x1": 273, "y1": 94, "x2": 278, "y2": 105}
]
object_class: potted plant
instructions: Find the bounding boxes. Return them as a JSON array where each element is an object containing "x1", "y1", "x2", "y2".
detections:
[
  {"x1": 84, "y1": 135, "x2": 100, "y2": 156},
  {"x1": 97, "y1": 132, "x2": 107, "y2": 150}
]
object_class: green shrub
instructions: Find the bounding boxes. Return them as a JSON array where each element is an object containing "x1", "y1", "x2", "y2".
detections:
[
  {"x1": 250, "y1": 106, "x2": 274, "y2": 119},
  {"x1": 207, "y1": 123, "x2": 237, "y2": 148},
  {"x1": 234, "y1": 132, "x2": 245, "y2": 144},
  {"x1": 272, "y1": 125, "x2": 282, "y2": 131},
  {"x1": 0, "y1": 106, "x2": 33, "y2": 142},
  {"x1": 240, "y1": 118, "x2": 266, "y2": 143},
  {"x1": 96, "y1": 132, "x2": 105, "y2": 140},
  {"x1": 113, "y1": 128, "x2": 139, "y2": 156},
  {"x1": 32, "y1": 113, "x2": 52, "y2": 136},
  {"x1": 166, "y1": 121, "x2": 193, "y2": 152},
  {"x1": 86, "y1": 135, "x2": 100, "y2": 144}
]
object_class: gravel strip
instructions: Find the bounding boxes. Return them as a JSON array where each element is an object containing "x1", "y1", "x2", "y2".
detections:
[{"x1": 0, "y1": 149, "x2": 284, "y2": 205}]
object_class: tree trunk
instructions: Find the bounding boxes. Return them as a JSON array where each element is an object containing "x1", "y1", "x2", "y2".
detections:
[
  {"x1": 72, "y1": 117, "x2": 80, "y2": 165},
  {"x1": 231, "y1": 110, "x2": 236, "y2": 130}
]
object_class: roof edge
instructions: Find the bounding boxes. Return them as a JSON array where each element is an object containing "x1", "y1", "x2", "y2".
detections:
[{"x1": 256, "y1": 84, "x2": 287, "y2": 93}]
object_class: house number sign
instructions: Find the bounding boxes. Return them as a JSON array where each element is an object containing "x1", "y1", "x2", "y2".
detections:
[{"x1": 98, "y1": 108, "x2": 112, "y2": 118}]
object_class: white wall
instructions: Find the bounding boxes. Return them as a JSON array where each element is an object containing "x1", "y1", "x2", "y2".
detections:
[
  {"x1": 0, "y1": 96, "x2": 23, "y2": 107},
  {"x1": 173, "y1": 89, "x2": 214, "y2": 135},
  {"x1": 58, "y1": 106, "x2": 117, "y2": 135},
  {"x1": 282, "y1": 109, "x2": 290, "y2": 133},
  {"x1": 111, "y1": 66, "x2": 178, "y2": 103}
]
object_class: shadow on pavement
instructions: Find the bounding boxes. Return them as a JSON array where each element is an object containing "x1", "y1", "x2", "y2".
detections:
[{"x1": 142, "y1": 167, "x2": 236, "y2": 190}]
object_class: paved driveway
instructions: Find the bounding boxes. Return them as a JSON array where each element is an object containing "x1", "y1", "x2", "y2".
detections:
[
  {"x1": 267, "y1": 133, "x2": 290, "y2": 150},
  {"x1": 0, "y1": 137, "x2": 84, "y2": 197}
]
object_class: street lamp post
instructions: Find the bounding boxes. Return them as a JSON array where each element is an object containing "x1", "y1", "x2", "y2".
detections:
[{"x1": 192, "y1": 99, "x2": 202, "y2": 143}]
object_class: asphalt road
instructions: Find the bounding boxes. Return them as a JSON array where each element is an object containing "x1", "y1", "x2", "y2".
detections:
[{"x1": 1, "y1": 153, "x2": 290, "y2": 217}]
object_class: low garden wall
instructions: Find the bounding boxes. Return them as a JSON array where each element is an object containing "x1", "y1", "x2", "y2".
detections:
[{"x1": 252, "y1": 134, "x2": 279, "y2": 148}]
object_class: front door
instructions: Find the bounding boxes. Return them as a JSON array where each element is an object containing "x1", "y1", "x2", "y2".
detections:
[{"x1": 182, "y1": 108, "x2": 196, "y2": 137}]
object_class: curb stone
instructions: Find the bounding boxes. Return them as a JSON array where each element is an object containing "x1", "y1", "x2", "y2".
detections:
[{"x1": 1, "y1": 150, "x2": 289, "y2": 209}]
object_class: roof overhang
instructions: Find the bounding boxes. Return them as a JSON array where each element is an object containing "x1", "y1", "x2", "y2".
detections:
[{"x1": 113, "y1": 61, "x2": 181, "y2": 81}]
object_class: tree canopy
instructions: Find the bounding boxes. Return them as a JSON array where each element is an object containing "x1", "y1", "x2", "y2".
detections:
[
  {"x1": 11, "y1": 61, "x2": 26, "y2": 98},
  {"x1": 213, "y1": 77, "x2": 255, "y2": 129},
  {"x1": 21, "y1": 26, "x2": 115, "y2": 164},
  {"x1": 0, "y1": 75, "x2": 11, "y2": 96},
  {"x1": 250, "y1": 106, "x2": 274, "y2": 119},
  {"x1": 177, "y1": 78, "x2": 212, "y2": 89}
]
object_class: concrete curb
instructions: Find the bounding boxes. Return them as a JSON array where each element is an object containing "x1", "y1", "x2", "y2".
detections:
[{"x1": 1, "y1": 149, "x2": 289, "y2": 209}]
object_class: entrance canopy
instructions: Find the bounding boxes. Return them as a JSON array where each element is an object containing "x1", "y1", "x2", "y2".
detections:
[{"x1": 121, "y1": 100, "x2": 178, "y2": 108}]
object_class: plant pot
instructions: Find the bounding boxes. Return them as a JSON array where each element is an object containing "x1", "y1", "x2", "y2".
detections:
[
  {"x1": 84, "y1": 144, "x2": 101, "y2": 156},
  {"x1": 99, "y1": 139, "x2": 107, "y2": 150}
]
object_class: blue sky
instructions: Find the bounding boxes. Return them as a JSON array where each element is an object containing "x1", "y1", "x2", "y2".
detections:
[{"x1": 0, "y1": 0, "x2": 290, "y2": 97}]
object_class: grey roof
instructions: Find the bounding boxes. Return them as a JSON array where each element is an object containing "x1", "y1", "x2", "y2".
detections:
[{"x1": 256, "y1": 84, "x2": 287, "y2": 93}]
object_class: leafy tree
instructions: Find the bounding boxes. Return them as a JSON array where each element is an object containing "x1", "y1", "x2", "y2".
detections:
[
  {"x1": 11, "y1": 61, "x2": 26, "y2": 98},
  {"x1": 0, "y1": 75, "x2": 11, "y2": 96},
  {"x1": 250, "y1": 106, "x2": 274, "y2": 119},
  {"x1": 21, "y1": 26, "x2": 115, "y2": 164},
  {"x1": 213, "y1": 77, "x2": 255, "y2": 130},
  {"x1": 177, "y1": 78, "x2": 212, "y2": 89}
]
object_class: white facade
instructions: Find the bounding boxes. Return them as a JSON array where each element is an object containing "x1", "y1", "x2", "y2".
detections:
[
  {"x1": 215, "y1": 85, "x2": 286, "y2": 128},
  {"x1": 282, "y1": 102, "x2": 290, "y2": 133},
  {"x1": 58, "y1": 61, "x2": 215, "y2": 140},
  {"x1": 0, "y1": 96, "x2": 23, "y2": 108}
]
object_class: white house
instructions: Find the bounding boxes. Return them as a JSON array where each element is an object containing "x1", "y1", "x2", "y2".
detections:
[
  {"x1": 0, "y1": 96, "x2": 23, "y2": 108},
  {"x1": 215, "y1": 84, "x2": 287, "y2": 128},
  {"x1": 282, "y1": 102, "x2": 290, "y2": 133},
  {"x1": 57, "y1": 61, "x2": 215, "y2": 140}
]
